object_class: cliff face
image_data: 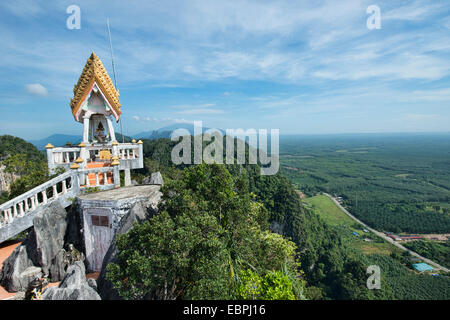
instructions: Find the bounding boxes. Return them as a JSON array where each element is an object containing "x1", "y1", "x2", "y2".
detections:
[{"x1": 0, "y1": 164, "x2": 19, "y2": 194}]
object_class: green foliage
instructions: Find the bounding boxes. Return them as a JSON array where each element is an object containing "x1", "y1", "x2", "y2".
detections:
[
  {"x1": 0, "y1": 135, "x2": 50, "y2": 201},
  {"x1": 0, "y1": 135, "x2": 44, "y2": 160},
  {"x1": 235, "y1": 269, "x2": 295, "y2": 300},
  {"x1": 403, "y1": 241, "x2": 450, "y2": 269},
  {"x1": 305, "y1": 286, "x2": 324, "y2": 300},
  {"x1": 83, "y1": 187, "x2": 101, "y2": 194},
  {"x1": 365, "y1": 254, "x2": 450, "y2": 300},
  {"x1": 0, "y1": 191, "x2": 8, "y2": 205},
  {"x1": 107, "y1": 163, "x2": 304, "y2": 300}
]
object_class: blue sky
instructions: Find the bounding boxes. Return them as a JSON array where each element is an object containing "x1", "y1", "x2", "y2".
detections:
[{"x1": 0, "y1": 0, "x2": 449, "y2": 140}]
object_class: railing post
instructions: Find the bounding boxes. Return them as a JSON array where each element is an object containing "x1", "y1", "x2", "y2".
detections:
[
  {"x1": 30, "y1": 196, "x2": 35, "y2": 210},
  {"x1": 18, "y1": 202, "x2": 24, "y2": 216},
  {"x1": 78, "y1": 143, "x2": 87, "y2": 169},
  {"x1": 95, "y1": 173, "x2": 99, "y2": 187},
  {"x1": 103, "y1": 172, "x2": 107, "y2": 185},
  {"x1": 7, "y1": 208, "x2": 13, "y2": 223},
  {"x1": 42, "y1": 190, "x2": 48, "y2": 204},
  {"x1": 112, "y1": 140, "x2": 119, "y2": 158},
  {"x1": 46, "y1": 143, "x2": 55, "y2": 174},
  {"x1": 53, "y1": 185, "x2": 58, "y2": 199},
  {"x1": 13, "y1": 204, "x2": 18, "y2": 218},
  {"x1": 62, "y1": 180, "x2": 67, "y2": 194},
  {"x1": 112, "y1": 156, "x2": 121, "y2": 188},
  {"x1": 138, "y1": 140, "x2": 143, "y2": 168},
  {"x1": 72, "y1": 173, "x2": 80, "y2": 195}
]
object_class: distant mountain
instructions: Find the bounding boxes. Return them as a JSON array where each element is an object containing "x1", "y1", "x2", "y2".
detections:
[
  {"x1": 29, "y1": 133, "x2": 134, "y2": 149},
  {"x1": 135, "y1": 123, "x2": 224, "y2": 140},
  {"x1": 28, "y1": 124, "x2": 225, "y2": 149},
  {"x1": 29, "y1": 134, "x2": 82, "y2": 150}
]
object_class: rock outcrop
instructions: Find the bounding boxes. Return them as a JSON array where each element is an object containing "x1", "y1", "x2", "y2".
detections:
[
  {"x1": 0, "y1": 164, "x2": 19, "y2": 193},
  {"x1": 96, "y1": 198, "x2": 160, "y2": 299},
  {"x1": 33, "y1": 201, "x2": 68, "y2": 281},
  {"x1": 42, "y1": 261, "x2": 100, "y2": 300},
  {"x1": 1, "y1": 201, "x2": 77, "y2": 291},
  {"x1": 0, "y1": 233, "x2": 39, "y2": 292},
  {"x1": 142, "y1": 172, "x2": 164, "y2": 185}
]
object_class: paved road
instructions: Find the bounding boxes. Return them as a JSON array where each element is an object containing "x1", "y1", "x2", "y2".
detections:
[{"x1": 323, "y1": 193, "x2": 450, "y2": 273}]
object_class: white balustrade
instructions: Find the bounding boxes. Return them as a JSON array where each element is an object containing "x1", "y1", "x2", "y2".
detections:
[{"x1": 0, "y1": 172, "x2": 76, "y2": 228}]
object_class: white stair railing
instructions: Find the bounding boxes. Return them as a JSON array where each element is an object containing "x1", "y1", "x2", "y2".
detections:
[{"x1": 0, "y1": 171, "x2": 76, "y2": 228}]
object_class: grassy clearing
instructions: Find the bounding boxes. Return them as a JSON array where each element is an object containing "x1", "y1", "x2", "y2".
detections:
[
  {"x1": 303, "y1": 195, "x2": 355, "y2": 227},
  {"x1": 304, "y1": 195, "x2": 400, "y2": 256}
]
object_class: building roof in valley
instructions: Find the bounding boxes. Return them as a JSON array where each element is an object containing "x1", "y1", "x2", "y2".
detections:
[
  {"x1": 412, "y1": 262, "x2": 434, "y2": 272},
  {"x1": 70, "y1": 52, "x2": 121, "y2": 121}
]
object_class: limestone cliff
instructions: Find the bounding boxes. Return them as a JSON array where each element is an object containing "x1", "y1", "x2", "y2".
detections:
[{"x1": 0, "y1": 164, "x2": 19, "y2": 193}]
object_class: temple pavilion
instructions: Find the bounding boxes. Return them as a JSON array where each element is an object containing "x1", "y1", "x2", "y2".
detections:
[{"x1": 45, "y1": 52, "x2": 143, "y2": 187}]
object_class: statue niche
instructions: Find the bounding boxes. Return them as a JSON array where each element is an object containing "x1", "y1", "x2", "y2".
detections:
[{"x1": 94, "y1": 121, "x2": 106, "y2": 143}]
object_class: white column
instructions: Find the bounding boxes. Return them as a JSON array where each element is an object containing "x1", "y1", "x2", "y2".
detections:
[
  {"x1": 106, "y1": 117, "x2": 116, "y2": 142},
  {"x1": 18, "y1": 202, "x2": 24, "y2": 216},
  {"x1": 83, "y1": 116, "x2": 90, "y2": 143},
  {"x1": 124, "y1": 168, "x2": 131, "y2": 187},
  {"x1": 46, "y1": 147, "x2": 55, "y2": 174},
  {"x1": 42, "y1": 191, "x2": 47, "y2": 204}
]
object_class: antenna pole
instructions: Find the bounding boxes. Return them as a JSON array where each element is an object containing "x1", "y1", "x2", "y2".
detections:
[{"x1": 107, "y1": 18, "x2": 124, "y2": 143}]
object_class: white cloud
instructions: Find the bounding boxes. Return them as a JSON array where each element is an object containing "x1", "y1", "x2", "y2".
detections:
[
  {"x1": 383, "y1": 1, "x2": 444, "y2": 21},
  {"x1": 177, "y1": 108, "x2": 224, "y2": 115},
  {"x1": 25, "y1": 83, "x2": 48, "y2": 96}
]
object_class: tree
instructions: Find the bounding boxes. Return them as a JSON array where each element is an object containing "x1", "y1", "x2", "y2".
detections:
[{"x1": 107, "y1": 163, "x2": 304, "y2": 300}]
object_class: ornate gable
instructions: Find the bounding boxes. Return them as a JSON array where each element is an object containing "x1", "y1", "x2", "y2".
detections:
[{"x1": 70, "y1": 52, "x2": 121, "y2": 121}]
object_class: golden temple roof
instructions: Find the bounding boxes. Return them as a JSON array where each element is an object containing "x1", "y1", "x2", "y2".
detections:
[{"x1": 70, "y1": 52, "x2": 121, "y2": 121}]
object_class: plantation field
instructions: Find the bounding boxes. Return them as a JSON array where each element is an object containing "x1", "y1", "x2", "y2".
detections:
[
  {"x1": 303, "y1": 194, "x2": 450, "y2": 300},
  {"x1": 281, "y1": 133, "x2": 450, "y2": 234}
]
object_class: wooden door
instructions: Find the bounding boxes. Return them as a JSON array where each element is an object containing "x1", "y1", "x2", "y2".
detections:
[{"x1": 83, "y1": 208, "x2": 112, "y2": 272}]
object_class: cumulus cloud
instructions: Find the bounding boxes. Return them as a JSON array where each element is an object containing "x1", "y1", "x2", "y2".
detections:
[{"x1": 25, "y1": 83, "x2": 48, "y2": 96}]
